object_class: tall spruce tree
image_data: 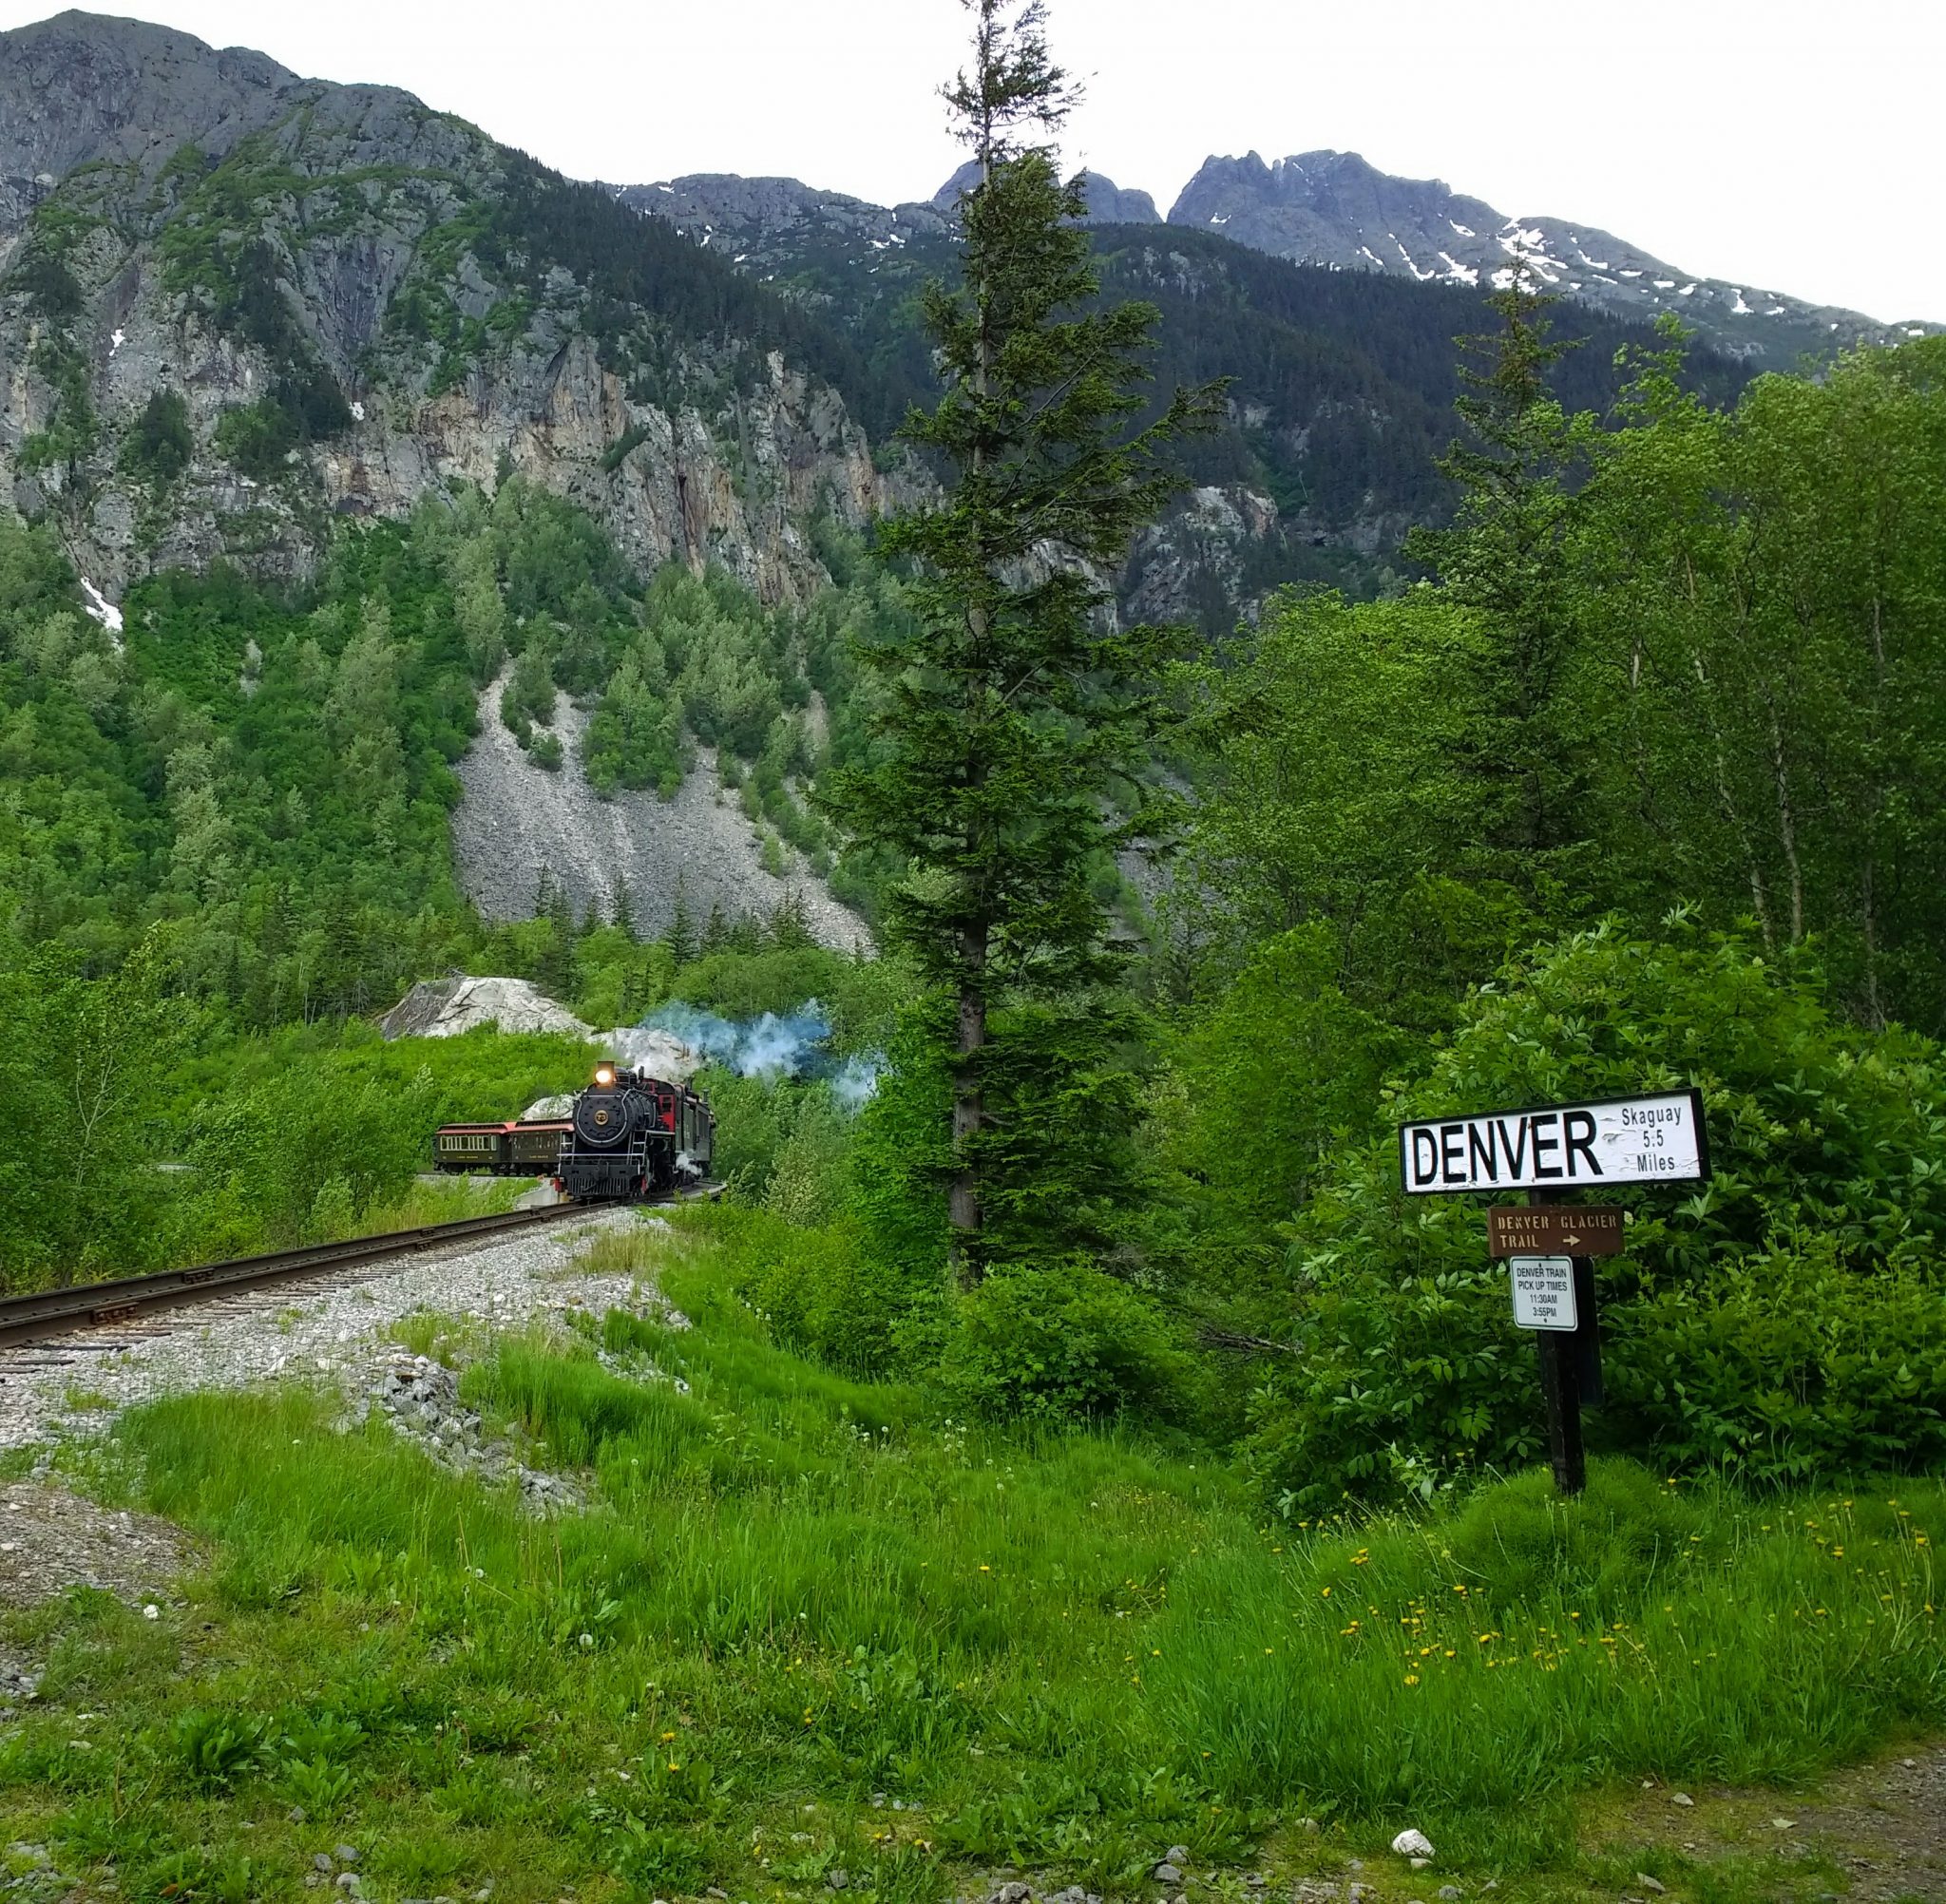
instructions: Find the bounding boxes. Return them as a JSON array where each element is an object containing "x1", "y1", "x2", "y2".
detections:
[
  {"x1": 830, "y1": 0, "x2": 1215, "y2": 1286},
  {"x1": 1405, "y1": 277, "x2": 1594, "y2": 881}
]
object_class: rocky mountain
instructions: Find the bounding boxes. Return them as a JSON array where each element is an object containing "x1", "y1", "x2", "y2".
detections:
[
  {"x1": 0, "y1": 10, "x2": 888, "y2": 606},
  {"x1": 930, "y1": 159, "x2": 1160, "y2": 224},
  {"x1": 615, "y1": 170, "x2": 1754, "y2": 626},
  {"x1": 1166, "y1": 150, "x2": 1938, "y2": 365}
]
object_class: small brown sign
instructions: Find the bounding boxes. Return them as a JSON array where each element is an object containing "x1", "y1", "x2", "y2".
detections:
[{"x1": 1487, "y1": 1205, "x2": 1627, "y2": 1258}]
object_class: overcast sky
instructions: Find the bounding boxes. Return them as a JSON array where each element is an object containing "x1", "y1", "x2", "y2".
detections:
[{"x1": 10, "y1": 0, "x2": 1941, "y2": 321}]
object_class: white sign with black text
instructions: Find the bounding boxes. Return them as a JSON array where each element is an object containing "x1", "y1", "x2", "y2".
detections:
[
  {"x1": 1399, "y1": 1090, "x2": 1708, "y2": 1195},
  {"x1": 1509, "y1": 1255, "x2": 1577, "y2": 1331}
]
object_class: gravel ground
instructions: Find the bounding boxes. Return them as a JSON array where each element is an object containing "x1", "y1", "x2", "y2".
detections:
[
  {"x1": 1603, "y1": 1754, "x2": 1946, "y2": 1901},
  {"x1": 0, "y1": 1208, "x2": 672, "y2": 1456},
  {"x1": 0, "y1": 1479, "x2": 193, "y2": 1618},
  {"x1": 451, "y1": 668, "x2": 868, "y2": 947}
]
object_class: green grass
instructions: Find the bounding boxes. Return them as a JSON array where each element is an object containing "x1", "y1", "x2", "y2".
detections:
[
  {"x1": 354, "y1": 1172, "x2": 533, "y2": 1235},
  {"x1": 1, "y1": 1219, "x2": 1941, "y2": 1904}
]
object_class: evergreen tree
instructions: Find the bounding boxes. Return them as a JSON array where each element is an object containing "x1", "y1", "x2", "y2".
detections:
[
  {"x1": 666, "y1": 878, "x2": 697, "y2": 968},
  {"x1": 769, "y1": 891, "x2": 815, "y2": 951},
  {"x1": 828, "y1": 0, "x2": 1215, "y2": 1285},
  {"x1": 1404, "y1": 278, "x2": 1594, "y2": 881}
]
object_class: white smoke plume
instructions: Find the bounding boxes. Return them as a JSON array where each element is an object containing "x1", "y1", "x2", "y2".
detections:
[{"x1": 640, "y1": 999, "x2": 882, "y2": 1107}]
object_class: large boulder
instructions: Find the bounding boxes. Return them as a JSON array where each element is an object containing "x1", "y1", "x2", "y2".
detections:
[
  {"x1": 379, "y1": 976, "x2": 592, "y2": 1040},
  {"x1": 381, "y1": 978, "x2": 705, "y2": 1082}
]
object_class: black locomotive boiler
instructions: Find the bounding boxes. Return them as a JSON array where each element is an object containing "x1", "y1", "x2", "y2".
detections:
[
  {"x1": 559, "y1": 1061, "x2": 715, "y2": 1200},
  {"x1": 432, "y1": 1063, "x2": 714, "y2": 1203}
]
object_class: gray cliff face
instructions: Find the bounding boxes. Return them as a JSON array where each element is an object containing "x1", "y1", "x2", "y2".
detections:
[
  {"x1": 0, "y1": 10, "x2": 296, "y2": 219},
  {"x1": 0, "y1": 12, "x2": 880, "y2": 605},
  {"x1": 928, "y1": 161, "x2": 1160, "y2": 225},
  {"x1": 1081, "y1": 178, "x2": 1163, "y2": 226},
  {"x1": 1167, "y1": 150, "x2": 1939, "y2": 362},
  {"x1": 611, "y1": 175, "x2": 951, "y2": 273},
  {"x1": 452, "y1": 669, "x2": 868, "y2": 950}
]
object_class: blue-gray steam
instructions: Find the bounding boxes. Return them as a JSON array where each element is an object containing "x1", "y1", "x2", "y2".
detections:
[{"x1": 644, "y1": 999, "x2": 882, "y2": 1107}]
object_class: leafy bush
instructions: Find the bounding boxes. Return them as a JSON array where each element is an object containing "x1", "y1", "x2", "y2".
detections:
[
  {"x1": 675, "y1": 947, "x2": 858, "y2": 1019},
  {"x1": 1603, "y1": 1244, "x2": 1946, "y2": 1478},
  {"x1": 1244, "y1": 923, "x2": 1946, "y2": 1506},
  {"x1": 710, "y1": 1205, "x2": 935, "y2": 1377},
  {"x1": 940, "y1": 1261, "x2": 1189, "y2": 1421},
  {"x1": 213, "y1": 370, "x2": 352, "y2": 481},
  {"x1": 1158, "y1": 925, "x2": 1406, "y2": 1288},
  {"x1": 176, "y1": 1060, "x2": 443, "y2": 1256},
  {"x1": 582, "y1": 639, "x2": 684, "y2": 795}
]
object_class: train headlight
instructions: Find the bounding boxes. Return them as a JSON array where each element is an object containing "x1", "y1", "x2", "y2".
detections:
[{"x1": 594, "y1": 1063, "x2": 615, "y2": 1087}]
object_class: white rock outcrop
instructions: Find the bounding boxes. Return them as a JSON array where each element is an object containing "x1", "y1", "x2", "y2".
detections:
[
  {"x1": 382, "y1": 981, "x2": 705, "y2": 1082},
  {"x1": 379, "y1": 976, "x2": 591, "y2": 1040}
]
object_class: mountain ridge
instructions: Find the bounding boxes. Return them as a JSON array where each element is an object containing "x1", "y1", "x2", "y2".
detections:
[
  {"x1": 0, "y1": 9, "x2": 893, "y2": 606},
  {"x1": 1162, "y1": 147, "x2": 1937, "y2": 364}
]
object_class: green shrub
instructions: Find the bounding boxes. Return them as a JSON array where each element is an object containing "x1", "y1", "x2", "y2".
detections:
[
  {"x1": 697, "y1": 1203, "x2": 935, "y2": 1377},
  {"x1": 175, "y1": 1060, "x2": 443, "y2": 1255},
  {"x1": 1157, "y1": 925, "x2": 1408, "y2": 1316},
  {"x1": 5, "y1": 246, "x2": 84, "y2": 318},
  {"x1": 211, "y1": 370, "x2": 352, "y2": 482},
  {"x1": 940, "y1": 1261, "x2": 1189, "y2": 1421},
  {"x1": 1603, "y1": 1242, "x2": 1946, "y2": 1478},
  {"x1": 122, "y1": 389, "x2": 195, "y2": 482},
  {"x1": 674, "y1": 947, "x2": 853, "y2": 1019},
  {"x1": 1244, "y1": 923, "x2": 1946, "y2": 1506},
  {"x1": 213, "y1": 394, "x2": 296, "y2": 481}
]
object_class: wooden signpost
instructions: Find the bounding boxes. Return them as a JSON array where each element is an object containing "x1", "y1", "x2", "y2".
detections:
[{"x1": 1398, "y1": 1093, "x2": 1709, "y2": 1495}]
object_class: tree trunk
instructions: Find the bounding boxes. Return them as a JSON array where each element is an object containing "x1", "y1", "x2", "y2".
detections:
[
  {"x1": 1688, "y1": 647, "x2": 1775, "y2": 951},
  {"x1": 1857, "y1": 589, "x2": 1888, "y2": 1028},
  {"x1": 949, "y1": 922, "x2": 988, "y2": 1288},
  {"x1": 1763, "y1": 691, "x2": 1806, "y2": 944},
  {"x1": 946, "y1": 91, "x2": 998, "y2": 1288}
]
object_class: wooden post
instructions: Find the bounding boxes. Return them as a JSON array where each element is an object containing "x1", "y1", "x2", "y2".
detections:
[{"x1": 1531, "y1": 1188, "x2": 1587, "y2": 1495}]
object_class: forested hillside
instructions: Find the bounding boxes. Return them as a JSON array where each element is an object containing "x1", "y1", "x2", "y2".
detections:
[
  {"x1": 5, "y1": 4, "x2": 1946, "y2": 1901},
  {"x1": 618, "y1": 176, "x2": 1755, "y2": 618}
]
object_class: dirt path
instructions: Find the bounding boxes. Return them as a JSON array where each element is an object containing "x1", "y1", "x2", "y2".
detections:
[{"x1": 1583, "y1": 1743, "x2": 1946, "y2": 1901}]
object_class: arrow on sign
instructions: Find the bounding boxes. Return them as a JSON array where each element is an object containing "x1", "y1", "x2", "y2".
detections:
[{"x1": 1485, "y1": 1206, "x2": 1626, "y2": 1258}]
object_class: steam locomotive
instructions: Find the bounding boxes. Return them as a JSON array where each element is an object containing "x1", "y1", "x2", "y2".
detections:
[{"x1": 432, "y1": 1062, "x2": 715, "y2": 1202}]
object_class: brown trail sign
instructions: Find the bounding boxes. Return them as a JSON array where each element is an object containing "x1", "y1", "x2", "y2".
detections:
[{"x1": 1488, "y1": 1205, "x2": 1626, "y2": 1258}]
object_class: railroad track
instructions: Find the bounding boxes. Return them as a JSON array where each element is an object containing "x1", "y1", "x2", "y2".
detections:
[{"x1": 0, "y1": 1203, "x2": 612, "y2": 1356}]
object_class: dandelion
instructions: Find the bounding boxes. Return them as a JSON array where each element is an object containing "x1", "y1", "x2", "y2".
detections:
[
  {"x1": 1403, "y1": 1673, "x2": 1420, "y2": 1685},
  {"x1": 659, "y1": 1730, "x2": 676, "y2": 1742},
  {"x1": 1321, "y1": 1586, "x2": 1331, "y2": 1597}
]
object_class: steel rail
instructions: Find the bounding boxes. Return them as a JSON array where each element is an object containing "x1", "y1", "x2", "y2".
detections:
[{"x1": 0, "y1": 1204, "x2": 606, "y2": 1353}]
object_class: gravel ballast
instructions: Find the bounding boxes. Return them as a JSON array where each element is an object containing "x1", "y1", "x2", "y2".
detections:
[{"x1": 0, "y1": 1208, "x2": 672, "y2": 1455}]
